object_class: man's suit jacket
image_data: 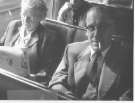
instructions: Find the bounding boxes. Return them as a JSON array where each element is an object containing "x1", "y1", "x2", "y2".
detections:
[
  {"x1": 0, "y1": 20, "x2": 66, "y2": 82},
  {"x1": 49, "y1": 40, "x2": 133, "y2": 100}
]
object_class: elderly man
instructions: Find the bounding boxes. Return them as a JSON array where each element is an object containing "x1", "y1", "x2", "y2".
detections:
[
  {"x1": 0, "y1": 0, "x2": 65, "y2": 83},
  {"x1": 49, "y1": 1, "x2": 133, "y2": 100}
]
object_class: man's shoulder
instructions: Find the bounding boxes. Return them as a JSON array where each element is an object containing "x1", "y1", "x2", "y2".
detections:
[
  {"x1": 8, "y1": 20, "x2": 21, "y2": 28},
  {"x1": 67, "y1": 40, "x2": 89, "y2": 54}
]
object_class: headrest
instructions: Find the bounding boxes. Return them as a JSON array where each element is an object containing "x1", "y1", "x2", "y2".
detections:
[{"x1": 40, "y1": 20, "x2": 68, "y2": 38}]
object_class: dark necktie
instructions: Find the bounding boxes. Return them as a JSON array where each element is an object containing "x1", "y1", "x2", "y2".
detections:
[{"x1": 82, "y1": 51, "x2": 104, "y2": 99}]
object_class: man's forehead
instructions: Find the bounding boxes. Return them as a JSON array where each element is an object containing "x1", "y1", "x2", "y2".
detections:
[
  {"x1": 21, "y1": 7, "x2": 41, "y2": 16},
  {"x1": 86, "y1": 7, "x2": 112, "y2": 26},
  {"x1": 86, "y1": 7, "x2": 103, "y2": 25}
]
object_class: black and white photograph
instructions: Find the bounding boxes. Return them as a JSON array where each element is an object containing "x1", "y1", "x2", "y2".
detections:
[{"x1": 0, "y1": 0, "x2": 133, "y2": 101}]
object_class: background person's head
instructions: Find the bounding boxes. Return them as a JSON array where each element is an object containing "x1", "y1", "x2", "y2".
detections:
[
  {"x1": 85, "y1": 6, "x2": 116, "y2": 51},
  {"x1": 21, "y1": 0, "x2": 47, "y2": 32},
  {"x1": 57, "y1": 2, "x2": 74, "y2": 25}
]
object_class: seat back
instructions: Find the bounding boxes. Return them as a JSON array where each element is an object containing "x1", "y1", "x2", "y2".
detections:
[
  {"x1": 41, "y1": 19, "x2": 87, "y2": 44},
  {"x1": 41, "y1": 20, "x2": 68, "y2": 44},
  {"x1": 32, "y1": 20, "x2": 87, "y2": 84}
]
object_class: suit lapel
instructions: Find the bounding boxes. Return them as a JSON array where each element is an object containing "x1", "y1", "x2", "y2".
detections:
[
  {"x1": 24, "y1": 24, "x2": 44, "y2": 48},
  {"x1": 74, "y1": 53, "x2": 90, "y2": 84},
  {"x1": 73, "y1": 45, "x2": 92, "y2": 96},
  {"x1": 26, "y1": 25, "x2": 44, "y2": 48},
  {"x1": 74, "y1": 45, "x2": 91, "y2": 83},
  {"x1": 98, "y1": 62, "x2": 117, "y2": 99},
  {"x1": 26, "y1": 33, "x2": 39, "y2": 48},
  {"x1": 10, "y1": 32, "x2": 20, "y2": 46},
  {"x1": 8, "y1": 21, "x2": 21, "y2": 46}
]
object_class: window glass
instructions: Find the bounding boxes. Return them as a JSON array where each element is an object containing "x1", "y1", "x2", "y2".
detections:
[{"x1": 0, "y1": 0, "x2": 21, "y2": 38}]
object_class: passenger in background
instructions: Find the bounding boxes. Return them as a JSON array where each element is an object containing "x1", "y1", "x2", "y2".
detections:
[
  {"x1": 0, "y1": 0, "x2": 65, "y2": 84},
  {"x1": 57, "y1": 0, "x2": 75, "y2": 44},
  {"x1": 49, "y1": 0, "x2": 133, "y2": 100},
  {"x1": 57, "y1": 1, "x2": 74, "y2": 25},
  {"x1": 57, "y1": 0, "x2": 89, "y2": 43},
  {"x1": 57, "y1": 0, "x2": 88, "y2": 25}
]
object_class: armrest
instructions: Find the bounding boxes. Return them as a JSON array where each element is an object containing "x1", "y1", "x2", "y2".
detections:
[{"x1": 29, "y1": 73, "x2": 48, "y2": 85}]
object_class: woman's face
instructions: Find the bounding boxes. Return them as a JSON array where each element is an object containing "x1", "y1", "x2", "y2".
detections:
[{"x1": 21, "y1": 7, "x2": 44, "y2": 32}]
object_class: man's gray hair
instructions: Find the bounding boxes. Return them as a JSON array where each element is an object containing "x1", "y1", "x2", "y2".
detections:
[{"x1": 21, "y1": 0, "x2": 48, "y2": 17}]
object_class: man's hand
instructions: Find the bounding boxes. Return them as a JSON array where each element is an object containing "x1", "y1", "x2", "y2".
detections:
[{"x1": 51, "y1": 84, "x2": 77, "y2": 99}]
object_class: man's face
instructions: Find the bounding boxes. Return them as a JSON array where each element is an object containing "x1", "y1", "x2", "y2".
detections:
[
  {"x1": 86, "y1": 7, "x2": 115, "y2": 51},
  {"x1": 21, "y1": 7, "x2": 44, "y2": 32}
]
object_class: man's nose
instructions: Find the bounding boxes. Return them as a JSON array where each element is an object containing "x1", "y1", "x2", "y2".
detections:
[{"x1": 92, "y1": 28, "x2": 99, "y2": 39}]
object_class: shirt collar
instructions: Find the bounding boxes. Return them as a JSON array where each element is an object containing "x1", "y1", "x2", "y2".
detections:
[
  {"x1": 19, "y1": 26, "x2": 33, "y2": 40},
  {"x1": 88, "y1": 45, "x2": 111, "y2": 58}
]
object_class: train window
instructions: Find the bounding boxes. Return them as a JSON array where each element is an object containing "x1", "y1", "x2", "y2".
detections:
[
  {"x1": 0, "y1": 0, "x2": 20, "y2": 38},
  {"x1": 0, "y1": 0, "x2": 133, "y2": 100}
]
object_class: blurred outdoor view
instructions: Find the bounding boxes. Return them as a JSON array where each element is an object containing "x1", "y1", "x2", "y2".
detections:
[{"x1": 0, "y1": 0, "x2": 20, "y2": 38}]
